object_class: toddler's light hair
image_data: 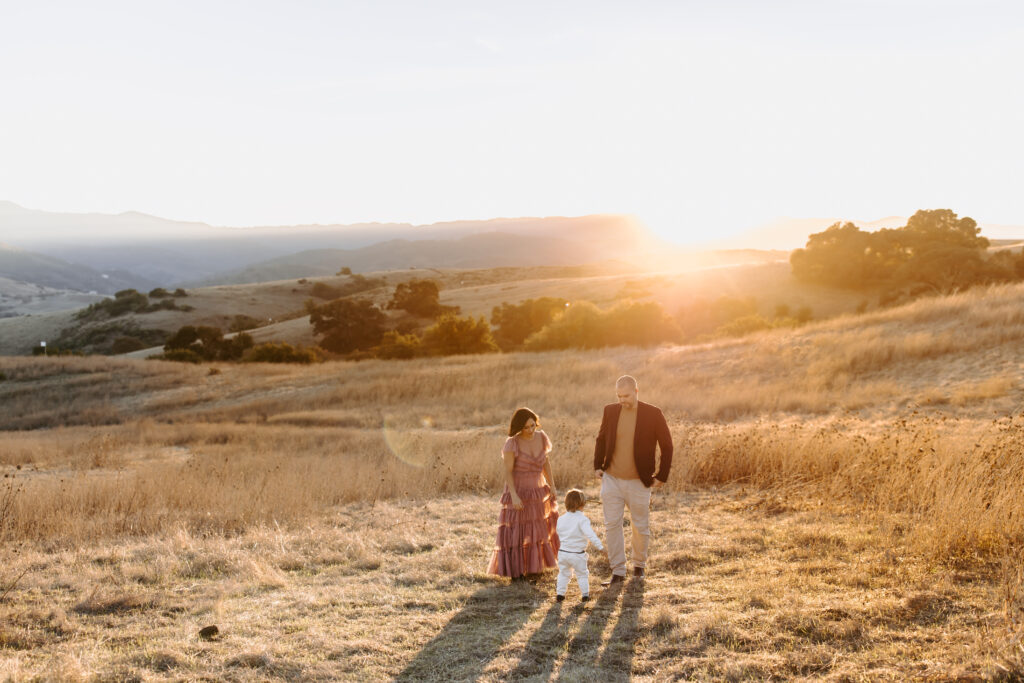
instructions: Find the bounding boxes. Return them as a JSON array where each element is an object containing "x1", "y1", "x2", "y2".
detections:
[{"x1": 564, "y1": 489, "x2": 585, "y2": 512}]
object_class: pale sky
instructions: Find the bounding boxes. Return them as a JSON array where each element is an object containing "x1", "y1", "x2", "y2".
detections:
[{"x1": 1, "y1": 0, "x2": 1022, "y2": 245}]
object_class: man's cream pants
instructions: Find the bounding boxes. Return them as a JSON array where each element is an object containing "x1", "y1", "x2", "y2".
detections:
[{"x1": 601, "y1": 473, "x2": 652, "y2": 577}]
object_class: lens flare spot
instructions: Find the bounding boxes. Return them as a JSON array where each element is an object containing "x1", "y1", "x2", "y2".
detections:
[{"x1": 382, "y1": 414, "x2": 437, "y2": 468}]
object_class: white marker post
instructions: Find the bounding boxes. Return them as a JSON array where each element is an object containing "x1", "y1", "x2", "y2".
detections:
[{"x1": 40, "y1": 341, "x2": 47, "y2": 356}]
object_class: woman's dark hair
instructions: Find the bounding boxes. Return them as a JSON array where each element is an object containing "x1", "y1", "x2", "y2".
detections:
[{"x1": 508, "y1": 407, "x2": 539, "y2": 436}]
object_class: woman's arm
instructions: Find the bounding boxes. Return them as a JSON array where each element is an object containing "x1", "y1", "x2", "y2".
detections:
[
  {"x1": 542, "y1": 456, "x2": 557, "y2": 505},
  {"x1": 502, "y1": 451, "x2": 523, "y2": 510}
]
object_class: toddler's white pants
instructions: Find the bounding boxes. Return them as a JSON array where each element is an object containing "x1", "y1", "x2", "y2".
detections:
[{"x1": 556, "y1": 550, "x2": 590, "y2": 596}]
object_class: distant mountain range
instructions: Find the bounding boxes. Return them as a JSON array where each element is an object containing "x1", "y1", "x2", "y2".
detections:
[
  {"x1": 3, "y1": 201, "x2": 1017, "y2": 298},
  {"x1": 0, "y1": 204, "x2": 670, "y2": 289}
]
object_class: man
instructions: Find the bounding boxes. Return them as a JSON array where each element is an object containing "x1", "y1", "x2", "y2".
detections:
[{"x1": 594, "y1": 375, "x2": 673, "y2": 585}]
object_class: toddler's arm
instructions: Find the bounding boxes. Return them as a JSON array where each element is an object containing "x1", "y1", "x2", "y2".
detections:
[{"x1": 581, "y1": 516, "x2": 603, "y2": 551}]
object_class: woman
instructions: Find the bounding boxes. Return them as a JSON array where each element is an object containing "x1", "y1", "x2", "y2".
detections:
[{"x1": 487, "y1": 407, "x2": 560, "y2": 578}]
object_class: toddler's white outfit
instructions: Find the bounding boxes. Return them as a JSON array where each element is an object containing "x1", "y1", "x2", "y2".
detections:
[{"x1": 555, "y1": 510, "x2": 604, "y2": 598}]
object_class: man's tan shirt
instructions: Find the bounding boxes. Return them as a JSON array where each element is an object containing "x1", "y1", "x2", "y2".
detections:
[{"x1": 605, "y1": 407, "x2": 639, "y2": 480}]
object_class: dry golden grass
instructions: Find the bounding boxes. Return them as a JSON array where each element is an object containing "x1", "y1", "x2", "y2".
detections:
[
  {"x1": 5, "y1": 279, "x2": 1024, "y2": 678},
  {"x1": 0, "y1": 492, "x2": 1014, "y2": 680}
]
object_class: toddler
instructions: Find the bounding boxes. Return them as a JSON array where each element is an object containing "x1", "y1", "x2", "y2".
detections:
[{"x1": 555, "y1": 489, "x2": 605, "y2": 602}]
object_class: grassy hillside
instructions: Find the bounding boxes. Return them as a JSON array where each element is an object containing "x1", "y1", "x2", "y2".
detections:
[
  {"x1": 0, "y1": 258, "x2": 874, "y2": 357},
  {"x1": 2, "y1": 282, "x2": 1024, "y2": 678},
  {"x1": 0, "y1": 246, "x2": 151, "y2": 295}
]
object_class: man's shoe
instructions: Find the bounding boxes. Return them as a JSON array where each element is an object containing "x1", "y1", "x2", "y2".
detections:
[
  {"x1": 601, "y1": 574, "x2": 626, "y2": 587},
  {"x1": 633, "y1": 567, "x2": 645, "y2": 579},
  {"x1": 581, "y1": 595, "x2": 590, "y2": 602},
  {"x1": 556, "y1": 594, "x2": 565, "y2": 602}
]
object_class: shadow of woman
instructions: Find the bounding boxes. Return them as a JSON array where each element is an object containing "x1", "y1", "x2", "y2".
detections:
[{"x1": 395, "y1": 580, "x2": 545, "y2": 682}]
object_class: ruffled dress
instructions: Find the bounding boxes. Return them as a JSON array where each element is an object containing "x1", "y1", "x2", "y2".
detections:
[{"x1": 487, "y1": 430, "x2": 560, "y2": 577}]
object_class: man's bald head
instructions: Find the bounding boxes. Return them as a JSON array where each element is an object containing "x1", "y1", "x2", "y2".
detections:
[{"x1": 615, "y1": 375, "x2": 638, "y2": 410}]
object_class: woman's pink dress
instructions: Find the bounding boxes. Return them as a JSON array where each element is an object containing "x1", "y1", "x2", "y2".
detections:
[{"x1": 487, "y1": 430, "x2": 560, "y2": 577}]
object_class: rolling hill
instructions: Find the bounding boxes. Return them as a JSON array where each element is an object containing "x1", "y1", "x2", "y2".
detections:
[
  {"x1": 0, "y1": 244, "x2": 153, "y2": 294},
  {"x1": 0, "y1": 258, "x2": 863, "y2": 357}
]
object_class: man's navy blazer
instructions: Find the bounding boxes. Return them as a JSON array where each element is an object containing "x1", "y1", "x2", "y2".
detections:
[{"x1": 593, "y1": 400, "x2": 673, "y2": 487}]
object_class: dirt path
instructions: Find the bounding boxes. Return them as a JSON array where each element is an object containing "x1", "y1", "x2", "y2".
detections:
[{"x1": 0, "y1": 490, "x2": 1008, "y2": 681}]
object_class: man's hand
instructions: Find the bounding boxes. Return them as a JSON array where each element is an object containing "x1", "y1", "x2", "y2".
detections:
[
  {"x1": 652, "y1": 479, "x2": 665, "y2": 489},
  {"x1": 595, "y1": 469, "x2": 604, "y2": 479}
]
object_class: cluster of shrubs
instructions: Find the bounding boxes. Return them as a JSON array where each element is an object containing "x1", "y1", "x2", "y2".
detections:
[
  {"x1": 308, "y1": 273, "x2": 386, "y2": 300},
  {"x1": 154, "y1": 325, "x2": 319, "y2": 364},
  {"x1": 146, "y1": 274, "x2": 815, "y2": 366},
  {"x1": 228, "y1": 314, "x2": 265, "y2": 332},
  {"x1": 675, "y1": 296, "x2": 814, "y2": 342},
  {"x1": 76, "y1": 288, "x2": 193, "y2": 320},
  {"x1": 157, "y1": 326, "x2": 255, "y2": 362},
  {"x1": 51, "y1": 319, "x2": 171, "y2": 355},
  {"x1": 791, "y1": 208, "x2": 1024, "y2": 305},
  {"x1": 30, "y1": 346, "x2": 84, "y2": 357},
  {"x1": 148, "y1": 288, "x2": 188, "y2": 298},
  {"x1": 303, "y1": 278, "x2": 488, "y2": 359},
  {"x1": 296, "y1": 272, "x2": 822, "y2": 362}
]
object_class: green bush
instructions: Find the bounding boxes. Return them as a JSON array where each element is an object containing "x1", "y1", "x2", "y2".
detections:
[
  {"x1": 164, "y1": 326, "x2": 253, "y2": 361},
  {"x1": 110, "y1": 336, "x2": 147, "y2": 354},
  {"x1": 523, "y1": 301, "x2": 605, "y2": 351},
  {"x1": 602, "y1": 301, "x2": 682, "y2": 347},
  {"x1": 53, "y1": 320, "x2": 170, "y2": 355},
  {"x1": 161, "y1": 348, "x2": 204, "y2": 363},
  {"x1": 421, "y1": 314, "x2": 498, "y2": 356},
  {"x1": 31, "y1": 346, "x2": 83, "y2": 356},
  {"x1": 173, "y1": 288, "x2": 188, "y2": 297},
  {"x1": 307, "y1": 298, "x2": 387, "y2": 353},
  {"x1": 144, "y1": 298, "x2": 183, "y2": 312},
  {"x1": 76, "y1": 289, "x2": 149, "y2": 319},
  {"x1": 387, "y1": 279, "x2": 458, "y2": 318},
  {"x1": 242, "y1": 342, "x2": 318, "y2": 364},
  {"x1": 524, "y1": 300, "x2": 680, "y2": 351},
  {"x1": 229, "y1": 315, "x2": 264, "y2": 332},
  {"x1": 491, "y1": 297, "x2": 568, "y2": 350},
  {"x1": 75, "y1": 287, "x2": 191, "y2": 320},
  {"x1": 376, "y1": 331, "x2": 422, "y2": 359},
  {"x1": 311, "y1": 282, "x2": 341, "y2": 299}
]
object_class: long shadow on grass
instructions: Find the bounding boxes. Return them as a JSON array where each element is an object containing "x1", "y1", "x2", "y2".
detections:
[
  {"x1": 507, "y1": 599, "x2": 585, "y2": 680},
  {"x1": 597, "y1": 579, "x2": 645, "y2": 675},
  {"x1": 554, "y1": 579, "x2": 645, "y2": 681},
  {"x1": 552, "y1": 581, "x2": 623, "y2": 679},
  {"x1": 395, "y1": 581, "x2": 544, "y2": 682}
]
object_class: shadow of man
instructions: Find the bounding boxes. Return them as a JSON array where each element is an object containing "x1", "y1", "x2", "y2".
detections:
[
  {"x1": 395, "y1": 580, "x2": 544, "y2": 682},
  {"x1": 597, "y1": 578, "x2": 645, "y2": 675}
]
